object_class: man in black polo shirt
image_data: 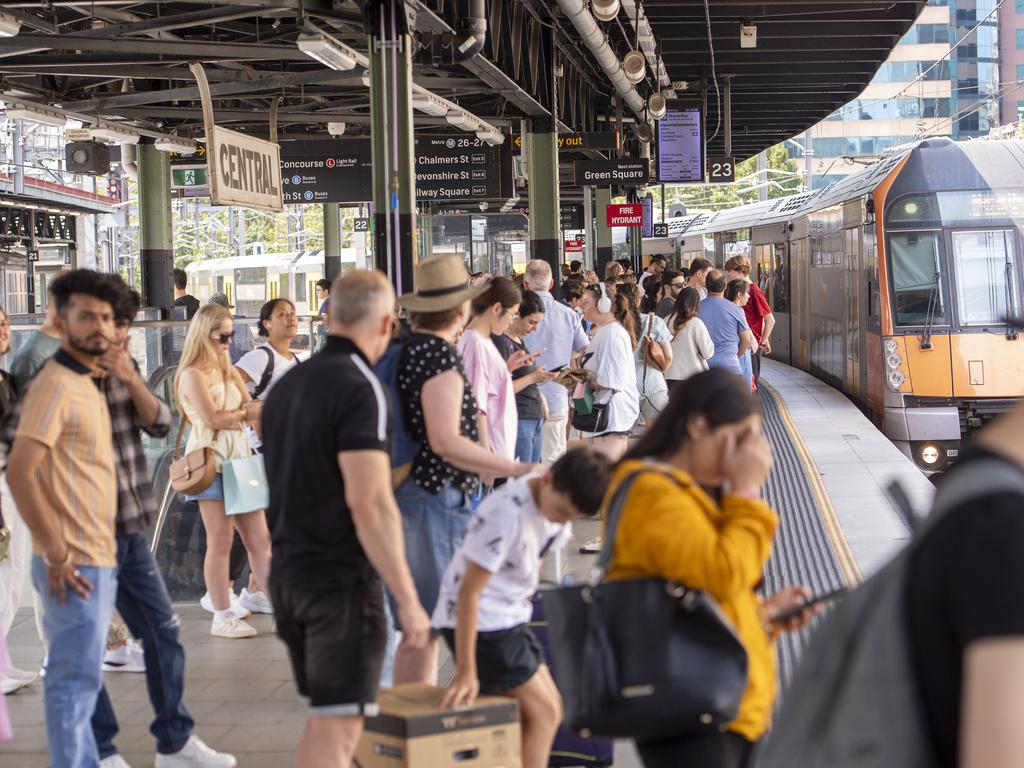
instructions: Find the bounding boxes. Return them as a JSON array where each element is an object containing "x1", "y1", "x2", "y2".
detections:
[{"x1": 261, "y1": 270, "x2": 429, "y2": 768}]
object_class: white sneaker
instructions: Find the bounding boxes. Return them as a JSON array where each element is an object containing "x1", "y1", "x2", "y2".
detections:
[
  {"x1": 1, "y1": 672, "x2": 35, "y2": 695},
  {"x1": 102, "y1": 640, "x2": 146, "y2": 673},
  {"x1": 579, "y1": 536, "x2": 603, "y2": 554},
  {"x1": 199, "y1": 591, "x2": 250, "y2": 619},
  {"x1": 39, "y1": 653, "x2": 48, "y2": 679},
  {"x1": 210, "y1": 615, "x2": 257, "y2": 639},
  {"x1": 154, "y1": 735, "x2": 237, "y2": 767},
  {"x1": 238, "y1": 588, "x2": 273, "y2": 615},
  {"x1": 99, "y1": 754, "x2": 132, "y2": 768}
]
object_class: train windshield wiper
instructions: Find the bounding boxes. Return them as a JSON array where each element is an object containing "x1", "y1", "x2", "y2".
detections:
[
  {"x1": 920, "y1": 271, "x2": 941, "y2": 351},
  {"x1": 1006, "y1": 249, "x2": 1019, "y2": 341}
]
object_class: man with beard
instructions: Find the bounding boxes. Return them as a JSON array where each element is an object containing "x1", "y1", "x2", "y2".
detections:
[{"x1": 6, "y1": 270, "x2": 121, "y2": 767}]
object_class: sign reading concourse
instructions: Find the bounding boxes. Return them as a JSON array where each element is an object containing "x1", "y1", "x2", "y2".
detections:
[{"x1": 208, "y1": 126, "x2": 283, "y2": 212}]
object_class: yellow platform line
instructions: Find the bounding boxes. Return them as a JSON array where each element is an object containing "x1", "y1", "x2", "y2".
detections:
[{"x1": 760, "y1": 380, "x2": 863, "y2": 588}]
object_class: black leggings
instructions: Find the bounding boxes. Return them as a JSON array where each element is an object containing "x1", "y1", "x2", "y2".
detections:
[{"x1": 636, "y1": 731, "x2": 754, "y2": 768}]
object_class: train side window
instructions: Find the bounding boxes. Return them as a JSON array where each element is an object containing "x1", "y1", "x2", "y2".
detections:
[
  {"x1": 951, "y1": 229, "x2": 1019, "y2": 325},
  {"x1": 889, "y1": 232, "x2": 947, "y2": 326}
]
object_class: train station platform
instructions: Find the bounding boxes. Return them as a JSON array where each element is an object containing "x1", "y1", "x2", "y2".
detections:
[{"x1": 0, "y1": 361, "x2": 932, "y2": 768}]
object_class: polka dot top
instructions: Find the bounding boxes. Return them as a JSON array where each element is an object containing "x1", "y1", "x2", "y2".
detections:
[{"x1": 397, "y1": 332, "x2": 480, "y2": 494}]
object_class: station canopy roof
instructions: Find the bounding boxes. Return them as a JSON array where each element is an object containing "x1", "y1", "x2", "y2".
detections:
[{"x1": 0, "y1": 0, "x2": 926, "y2": 161}]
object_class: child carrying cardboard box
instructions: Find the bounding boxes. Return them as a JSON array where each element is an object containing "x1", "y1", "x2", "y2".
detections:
[{"x1": 432, "y1": 447, "x2": 612, "y2": 768}]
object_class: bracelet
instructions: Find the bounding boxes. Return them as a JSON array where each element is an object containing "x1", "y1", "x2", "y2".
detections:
[{"x1": 42, "y1": 549, "x2": 71, "y2": 569}]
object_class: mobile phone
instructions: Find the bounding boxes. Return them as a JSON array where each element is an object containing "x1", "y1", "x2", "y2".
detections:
[
  {"x1": 550, "y1": 364, "x2": 566, "y2": 373},
  {"x1": 772, "y1": 588, "x2": 848, "y2": 623}
]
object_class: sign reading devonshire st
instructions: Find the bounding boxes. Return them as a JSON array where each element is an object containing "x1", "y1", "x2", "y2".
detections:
[
  {"x1": 207, "y1": 126, "x2": 282, "y2": 211},
  {"x1": 606, "y1": 203, "x2": 643, "y2": 227},
  {"x1": 278, "y1": 136, "x2": 513, "y2": 204},
  {"x1": 512, "y1": 131, "x2": 620, "y2": 151},
  {"x1": 573, "y1": 159, "x2": 649, "y2": 186},
  {"x1": 656, "y1": 104, "x2": 704, "y2": 183}
]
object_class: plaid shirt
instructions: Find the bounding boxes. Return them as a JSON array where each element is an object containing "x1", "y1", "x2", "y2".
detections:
[{"x1": 2, "y1": 357, "x2": 170, "y2": 536}]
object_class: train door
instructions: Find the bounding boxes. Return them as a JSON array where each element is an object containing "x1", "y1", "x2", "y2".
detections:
[
  {"x1": 842, "y1": 200, "x2": 867, "y2": 398},
  {"x1": 752, "y1": 224, "x2": 791, "y2": 364},
  {"x1": 790, "y1": 217, "x2": 810, "y2": 368}
]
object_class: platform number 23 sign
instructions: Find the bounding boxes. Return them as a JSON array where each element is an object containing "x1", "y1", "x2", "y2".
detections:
[{"x1": 708, "y1": 157, "x2": 735, "y2": 184}]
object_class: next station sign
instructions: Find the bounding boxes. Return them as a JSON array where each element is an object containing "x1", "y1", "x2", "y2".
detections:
[
  {"x1": 573, "y1": 159, "x2": 649, "y2": 186},
  {"x1": 606, "y1": 203, "x2": 643, "y2": 227}
]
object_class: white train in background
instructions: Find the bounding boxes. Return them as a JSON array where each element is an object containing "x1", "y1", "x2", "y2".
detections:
[{"x1": 185, "y1": 248, "x2": 357, "y2": 318}]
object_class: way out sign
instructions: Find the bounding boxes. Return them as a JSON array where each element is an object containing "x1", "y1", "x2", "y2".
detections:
[
  {"x1": 208, "y1": 125, "x2": 283, "y2": 212},
  {"x1": 606, "y1": 203, "x2": 643, "y2": 227}
]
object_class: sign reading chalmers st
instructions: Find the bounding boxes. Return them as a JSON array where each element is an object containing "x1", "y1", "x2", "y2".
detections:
[
  {"x1": 208, "y1": 126, "x2": 283, "y2": 212},
  {"x1": 573, "y1": 159, "x2": 649, "y2": 186}
]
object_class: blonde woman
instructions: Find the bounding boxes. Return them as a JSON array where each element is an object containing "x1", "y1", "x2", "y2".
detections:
[{"x1": 176, "y1": 304, "x2": 271, "y2": 639}]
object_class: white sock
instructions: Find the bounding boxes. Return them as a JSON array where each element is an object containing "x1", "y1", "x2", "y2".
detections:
[{"x1": 214, "y1": 609, "x2": 233, "y2": 622}]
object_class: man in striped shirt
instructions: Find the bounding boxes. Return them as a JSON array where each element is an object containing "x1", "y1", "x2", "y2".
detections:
[{"x1": 7, "y1": 270, "x2": 121, "y2": 768}]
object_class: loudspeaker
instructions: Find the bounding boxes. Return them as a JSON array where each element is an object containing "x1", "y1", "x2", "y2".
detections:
[{"x1": 65, "y1": 141, "x2": 111, "y2": 175}]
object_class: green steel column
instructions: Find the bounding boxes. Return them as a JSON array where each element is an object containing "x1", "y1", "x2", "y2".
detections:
[
  {"x1": 527, "y1": 117, "x2": 561, "y2": 278},
  {"x1": 595, "y1": 186, "x2": 613, "y2": 276},
  {"x1": 138, "y1": 139, "x2": 173, "y2": 315},
  {"x1": 368, "y1": 0, "x2": 416, "y2": 294},
  {"x1": 323, "y1": 202, "x2": 342, "y2": 281}
]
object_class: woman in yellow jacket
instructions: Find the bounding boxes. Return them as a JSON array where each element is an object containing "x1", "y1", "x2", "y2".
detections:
[{"x1": 604, "y1": 368, "x2": 819, "y2": 768}]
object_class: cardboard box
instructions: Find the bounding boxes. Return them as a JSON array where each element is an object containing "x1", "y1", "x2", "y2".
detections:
[{"x1": 354, "y1": 684, "x2": 521, "y2": 768}]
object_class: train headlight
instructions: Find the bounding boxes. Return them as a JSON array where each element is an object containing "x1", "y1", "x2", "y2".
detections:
[
  {"x1": 886, "y1": 352, "x2": 903, "y2": 370},
  {"x1": 884, "y1": 339, "x2": 899, "y2": 355},
  {"x1": 920, "y1": 444, "x2": 941, "y2": 466},
  {"x1": 886, "y1": 369, "x2": 906, "y2": 390}
]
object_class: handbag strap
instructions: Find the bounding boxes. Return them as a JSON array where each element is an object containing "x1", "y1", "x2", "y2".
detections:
[{"x1": 595, "y1": 468, "x2": 685, "y2": 578}]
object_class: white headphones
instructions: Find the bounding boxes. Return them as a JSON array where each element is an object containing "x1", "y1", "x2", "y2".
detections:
[{"x1": 597, "y1": 282, "x2": 612, "y2": 314}]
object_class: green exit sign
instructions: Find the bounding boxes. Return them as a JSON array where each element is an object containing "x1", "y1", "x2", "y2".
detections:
[{"x1": 171, "y1": 166, "x2": 208, "y2": 188}]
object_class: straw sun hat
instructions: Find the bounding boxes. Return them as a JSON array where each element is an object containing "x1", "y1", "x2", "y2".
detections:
[{"x1": 398, "y1": 255, "x2": 488, "y2": 313}]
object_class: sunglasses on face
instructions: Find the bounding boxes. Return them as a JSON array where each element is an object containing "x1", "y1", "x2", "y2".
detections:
[{"x1": 213, "y1": 331, "x2": 234, "y2": 344}]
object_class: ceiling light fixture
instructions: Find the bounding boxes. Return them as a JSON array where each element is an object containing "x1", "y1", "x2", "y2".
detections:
[
  {"x1": 89, "y1": 125, "x2": 140, "y2": 144},
  {"x1": 153, "y1": 136, "x2": 198, "y2": 154},
  {"x1": 327, "y1": 122, "x2": 346, "y2": 136},
  {"x1": 412, "y1": 92, "x2": 449, "y2": 117},
  {"x1": 0, "y1": 12, "x2": 21, "y2": 38},
  {"x1": 5, "y1": 102, "x2": 68, "y2": 128},
  {"x1": 446, "y1": 110, "x2": 481, "y2": 131},
  {"x1": 297, "y1": 31, "x2": 358, "y2": 71},
  {"x1": 648, "y1": 93, "x2": 667, "y2": 120},
  {"x1": 475, "y1": 127, "x2": 504, "y2": 146}
]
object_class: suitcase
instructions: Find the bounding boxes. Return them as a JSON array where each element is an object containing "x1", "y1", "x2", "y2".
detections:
[{"x1": 530, "y1": 592, "x2": 615, "y2": 767}]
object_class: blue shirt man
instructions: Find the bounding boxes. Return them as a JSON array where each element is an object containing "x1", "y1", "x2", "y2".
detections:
[{"x1": 698, "y1": 270, "x2": 754, "y2": 375}]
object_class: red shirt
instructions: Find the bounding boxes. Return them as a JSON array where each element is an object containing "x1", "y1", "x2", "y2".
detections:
[{"x1": 743, "y1": 282, "x2": 772, "y2": 343}]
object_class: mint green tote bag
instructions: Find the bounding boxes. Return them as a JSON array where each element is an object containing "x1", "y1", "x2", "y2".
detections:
[{"x1": 222, "y1": 453, "x2": 269, "y2": 516}]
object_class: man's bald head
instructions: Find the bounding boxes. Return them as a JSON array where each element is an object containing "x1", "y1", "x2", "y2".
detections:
[
  {"x1": 330, "y1": 270, "x2": 395, "y2": 327},
  {"x1": 523, "y1": 260, "x2": 553, "y2": 292}
]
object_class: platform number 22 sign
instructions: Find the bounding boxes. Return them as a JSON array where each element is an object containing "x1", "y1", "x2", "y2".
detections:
[{"x1": 708, "y1": 157, "x2": 735, "y2": 184}]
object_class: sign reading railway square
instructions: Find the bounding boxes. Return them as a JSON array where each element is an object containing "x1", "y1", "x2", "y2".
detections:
[
  {"x1": 208, "y1": 126, "x2": 282, "y2": 212},
  {"x1": 573, "y1": 159, "x2": 649, "y2": 186}
]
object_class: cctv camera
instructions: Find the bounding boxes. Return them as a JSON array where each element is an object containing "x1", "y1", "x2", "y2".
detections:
[{"x1": 479, "y1": 201, "x2": 489, "y2": 212}]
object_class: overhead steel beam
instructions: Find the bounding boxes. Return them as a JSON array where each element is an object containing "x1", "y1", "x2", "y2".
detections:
[
  {"x1": 73, "y1": 6, "x2": 282, "y2": 37},
  {"x1": 0, "y1": 34, "x2": 311, "y2": 60}
]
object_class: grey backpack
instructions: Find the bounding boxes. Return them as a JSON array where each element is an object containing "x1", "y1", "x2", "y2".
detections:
[{"x1": 757, "y1": 456, "x2": 1024, "y2": 768}]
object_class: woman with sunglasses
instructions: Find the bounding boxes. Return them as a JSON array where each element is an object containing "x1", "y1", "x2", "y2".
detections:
[{"x1": 176, "y1": 304, "x2": 272, "y2": 639}]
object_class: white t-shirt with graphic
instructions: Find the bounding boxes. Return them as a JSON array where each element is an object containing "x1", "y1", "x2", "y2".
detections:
[{"x1": 432, "y1": 473, "x2": 571, "y2": 632}]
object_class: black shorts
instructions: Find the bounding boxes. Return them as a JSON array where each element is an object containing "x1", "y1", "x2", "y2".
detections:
[
  {"x1": 441, "y1": 624, "x2": 543, "y2": 694},
  {"x1": 270, "y1": 577, "x2": 387, "y2": 715}
]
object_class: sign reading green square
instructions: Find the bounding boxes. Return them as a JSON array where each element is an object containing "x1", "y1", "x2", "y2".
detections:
[{"x1": 171, "y1": 166, "x2": 208, "y2": 188}]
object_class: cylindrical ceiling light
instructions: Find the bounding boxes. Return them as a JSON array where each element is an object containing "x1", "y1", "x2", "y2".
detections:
[
  {"x1": 636, "y1": 123, "x2": 652, "y2": 143},
  {"x1": 648, "y1": 93, "x2": 667, "y2": 120},
  {"x1": 592, "y1": 0, "x2": 620, "y2": 23},
  {"x1": 623, "y1": 50, "x2": 646, "y2": 84}
]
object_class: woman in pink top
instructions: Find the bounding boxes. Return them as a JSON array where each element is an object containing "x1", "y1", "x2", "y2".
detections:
[{"x1": 458, "y1": 278, "x2": 522, "y2": 471}]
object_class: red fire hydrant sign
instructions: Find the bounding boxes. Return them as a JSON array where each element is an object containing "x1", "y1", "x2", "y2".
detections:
[{"x1": 606, "y1": 203, "x2": 643, "y2": 227}]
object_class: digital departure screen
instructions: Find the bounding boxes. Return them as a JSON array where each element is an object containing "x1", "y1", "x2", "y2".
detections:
[{"x1": 656, "y1": 105, "x2": 704, "y2": 183}]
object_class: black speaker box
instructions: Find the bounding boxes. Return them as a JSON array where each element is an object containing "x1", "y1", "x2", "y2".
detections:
[{"x1": 65, "y1": 141, "x2": 111, "y2": 175}]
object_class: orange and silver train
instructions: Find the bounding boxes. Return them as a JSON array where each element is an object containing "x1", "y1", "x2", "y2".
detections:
[{"x1": 647, "y1": 137, "x2": 1024, "y2": 472}]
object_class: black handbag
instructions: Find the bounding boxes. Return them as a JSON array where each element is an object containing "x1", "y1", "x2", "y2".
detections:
[
  {"x1": 542, "y1": 471, "x2": 749, "y2": 742},
  {"x1": 571, "y1": 402, "x2": 610, "y2": 433}
]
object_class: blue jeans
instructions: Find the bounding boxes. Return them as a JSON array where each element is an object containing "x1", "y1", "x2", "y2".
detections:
[
  {"x1": 32, "y1": 556, "x2": 117, "y2": 768},
  {"x1": 515, "y1": 418, "x2": 543, "y2": 464},
  {"x1": 92, "y1": 533, "x2": 193, "y2": 759}
]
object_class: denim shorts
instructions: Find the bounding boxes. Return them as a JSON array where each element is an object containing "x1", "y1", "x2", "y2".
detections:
[
  {"x1": 390, "y1": 478, "x2": 473, "y2": 627},
  {"x1": 183, "y1": 473, "x2": 224, "y2": 502}
]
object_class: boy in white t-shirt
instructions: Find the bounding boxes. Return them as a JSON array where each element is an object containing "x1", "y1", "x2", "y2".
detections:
[{"x1": 434, "y1": 447, "x2": 612, "y2": 768}]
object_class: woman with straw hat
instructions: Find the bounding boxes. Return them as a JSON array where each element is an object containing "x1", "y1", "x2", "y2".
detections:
[{"x1": 391, "y1": 256, "x2": 538, "y2": 686}]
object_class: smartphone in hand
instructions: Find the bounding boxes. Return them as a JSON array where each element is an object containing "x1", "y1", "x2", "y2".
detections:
[{"x1": 772, "y1": 588, "x2": 848, "y2": 624}]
